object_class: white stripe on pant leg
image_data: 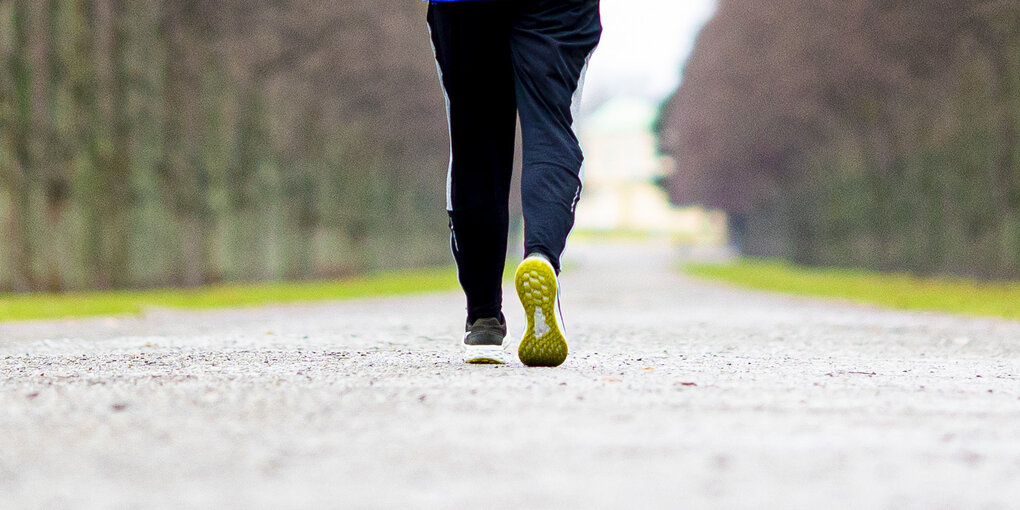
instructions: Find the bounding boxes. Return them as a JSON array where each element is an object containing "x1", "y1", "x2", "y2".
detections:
[
  {"x1": 562, "y1": 48, "x2": 596, "y2": 265},
  {"x1": 569, "y1": 49, "x2": 596, "y2": 135},
  {"x1": 426, "y1": 22, "x2": 455, "y2": 212},
  {"x1": 428, "y1": 21, "x2": 462, "y2": 301},
  {"x1": 570, "y1": 185, "x2": 581, "y2": 214},
  {"x1": 569, "y1": 47, "x2": 596, "y2": 186}
]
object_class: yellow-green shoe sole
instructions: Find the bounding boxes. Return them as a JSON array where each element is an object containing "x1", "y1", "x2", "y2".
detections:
[{"x1": 515, "y1": 258, "x2": 567, "y2": 367}]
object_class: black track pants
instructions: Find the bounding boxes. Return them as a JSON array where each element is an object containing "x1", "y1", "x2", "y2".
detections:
[{"x1": 427, "y1": 0, "x2": 601, "y2": 322}]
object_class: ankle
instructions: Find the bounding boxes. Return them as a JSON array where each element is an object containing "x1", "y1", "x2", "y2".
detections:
[
  {"x1": 467, "y1": 312, "x2": 505, "y2": 326},
  {"x1": 525, "y1": 251, "x2": 559, "y2": 274}
]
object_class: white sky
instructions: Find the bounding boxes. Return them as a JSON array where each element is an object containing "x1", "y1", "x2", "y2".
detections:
[{"x1": 582, "y1": 0, "x2": 716, "y2": 111}]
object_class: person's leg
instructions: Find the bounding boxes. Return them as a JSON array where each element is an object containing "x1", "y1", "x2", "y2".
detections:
[
  {"x1": 510, "y1": 0, "x2": 601, "y2": 273},
  {"x1": 427, "y1": 1, "x2": 517, "y2": 323},
  {"x1": 509, "y1": 0, "x2": 600, "y2": 368}
]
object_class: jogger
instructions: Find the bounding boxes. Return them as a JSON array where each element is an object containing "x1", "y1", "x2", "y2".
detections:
[{"x1": 427, "y1": 0, "x2": 602, "y2": 327}]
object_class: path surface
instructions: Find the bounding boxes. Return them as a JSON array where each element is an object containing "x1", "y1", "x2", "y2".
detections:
[{"x1": 2, "y1": 242, "x2": 1020, "y2": 510}]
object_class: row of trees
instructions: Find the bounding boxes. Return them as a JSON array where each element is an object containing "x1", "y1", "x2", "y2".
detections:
[
  {"x1": 0, "y1": 1, "x2": 450, "y2": 292},
  {"x1": 659, "y1": 0, "x2": 1020, "y2": 278}
]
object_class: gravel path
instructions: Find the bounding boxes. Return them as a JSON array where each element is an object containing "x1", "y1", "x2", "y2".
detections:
[{"x1": 2, "y1": 241, "x2": 1020, "y2": 510}]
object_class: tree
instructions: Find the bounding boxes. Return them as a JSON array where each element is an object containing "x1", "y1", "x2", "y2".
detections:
[{"x1": 659, "y1": 0, "x2": 1020, "y2": 277}]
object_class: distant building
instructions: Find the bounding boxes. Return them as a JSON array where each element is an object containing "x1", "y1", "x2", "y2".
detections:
[{"x1": 574, "y1": 97, "x2": 725, "y2": 244}]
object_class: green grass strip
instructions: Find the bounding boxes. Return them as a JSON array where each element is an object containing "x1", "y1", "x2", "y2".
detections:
[
  {"x1": 685, "y1": 259, "x2": 1020, "y2": 320},
  {"x1": 0, "y1": 266, "x2": 459, "y2": 323}
]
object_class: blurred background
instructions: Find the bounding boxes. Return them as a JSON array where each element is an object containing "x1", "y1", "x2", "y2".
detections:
[
  {"x1": 0, "y1": 1, "x2": 451, "y2": 292},
  {"x1": 658, "y1": 1, "x2": 1020, "y2": 279},
  {"x1": 1, "y1": 0, "x2": 1019, "y2": 294}
]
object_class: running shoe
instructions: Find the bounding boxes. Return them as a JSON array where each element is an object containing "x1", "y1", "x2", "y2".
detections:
[
  {"x1": 463, "y1": 316, "x2": 508, "y2": 364},
  {"x1": 515, "y1": 254, "x2": 568, "y2": 367}
]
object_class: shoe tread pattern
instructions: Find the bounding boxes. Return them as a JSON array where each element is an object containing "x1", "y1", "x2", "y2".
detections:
[{"x1": 515, "y1": 259, "x2": 567, "y2": 367}]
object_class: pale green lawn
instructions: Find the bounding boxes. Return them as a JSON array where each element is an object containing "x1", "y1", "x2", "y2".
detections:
[
  {"x1": 0, "y1": 267, "x2": 459, "y2": 323},
  {"x1": 686, "y1": 260, "x2": 1020, "y2": 320}
]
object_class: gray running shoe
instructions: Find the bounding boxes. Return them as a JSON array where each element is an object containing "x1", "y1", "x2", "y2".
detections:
[{"x1": 463, "y1": 316, "x2": 508, "y2": 364}]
